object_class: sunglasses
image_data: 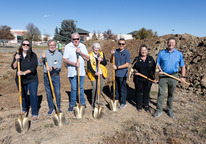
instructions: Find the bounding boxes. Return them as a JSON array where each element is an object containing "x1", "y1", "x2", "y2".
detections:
[
  {"x1": 118, "y1": 43, "x2": 125, "y2": 45},
  {"x1": 73, "y1": 38, "x2": 80, "y2": 41},
  {"x1": 22, "y1": 43, "x2": 30, "y2": 46}
]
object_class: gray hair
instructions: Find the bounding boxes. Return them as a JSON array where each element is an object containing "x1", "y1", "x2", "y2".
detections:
[
  {"x1": 71, "y1": 33, "x2": 80, "y2": 39},
  {"x1": 47, "y1": 39, "x2": 56, "y2": 46},
  {"x1": 92, "y1": 42, "x2": 101, "y2": 50}
]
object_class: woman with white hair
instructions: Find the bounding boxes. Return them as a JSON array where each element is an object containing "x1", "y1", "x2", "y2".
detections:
[{"x1": 87, "y1": 42, "x2": 107, "y2": 108}]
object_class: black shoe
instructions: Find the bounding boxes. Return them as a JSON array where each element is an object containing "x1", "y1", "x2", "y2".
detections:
[
  {"x1": 138, "y1": 108, "x2": 142, "y2": 112},
  {"x1": 144, "y1": 106, "x2": 150, "y2": 112}
]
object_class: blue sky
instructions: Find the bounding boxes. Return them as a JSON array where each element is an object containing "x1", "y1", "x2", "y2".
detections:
[{"x1": 1, "y1": 0, "x2": 206, "y2": 37}]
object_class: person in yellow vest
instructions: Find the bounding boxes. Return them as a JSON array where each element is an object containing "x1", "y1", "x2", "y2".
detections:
[
  {"x1": 87, "y1": 42, "x2": 107, "y2": 108},
  {"x1": 57, "y1": 41, "x2": 63, "y2": 55}
]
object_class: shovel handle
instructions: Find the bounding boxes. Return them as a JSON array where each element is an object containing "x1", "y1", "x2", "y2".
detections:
[
  {"x1": 138, "y1": 73, "x2": 154, "y2": 83},
  {"x1": 77, "y1": 53, "x2": 81, "y2": 107},
  {"x1": 113, "y1": 55, "x2": 115, "y2": 101},
  {"x1": 17, "y1": 50, "x2": 23, "y2": 116},
  {"x1": 97, "y1": 60, "x2": 101, "y2": 104},
  {"x1": 43, "y1": 51, "x2": 59, "y2": 115},
  {"x1": 163, "y1": 72, "x2": 190, "y2": 85}
]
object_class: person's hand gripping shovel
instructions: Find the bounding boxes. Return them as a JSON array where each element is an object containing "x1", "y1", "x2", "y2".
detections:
[
  {"x1": 74, "y1": 52, "x2": 85, "y2": 119},
  {"x1": 15, "y1": 50, "x2": 29, "y2": 133},
  {"x1": 93, "y1": 53, "x2": 104, "y2": 119},
  {"x1": 43, "y1": 51, "x2": 66, "y2": 126}
]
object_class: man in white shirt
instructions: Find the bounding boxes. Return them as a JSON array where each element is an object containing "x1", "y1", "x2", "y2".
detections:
[{"x1": 63, "y1": 33, "x2": 89, "y2": 111}]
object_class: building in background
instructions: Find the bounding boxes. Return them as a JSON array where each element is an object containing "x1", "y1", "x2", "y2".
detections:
[
  {"x1": 76, "y1": 28, "x2": 90, "y2": 42},
  {"x1": 9, "y1": 29, "x2": 27, "y2": 44}
]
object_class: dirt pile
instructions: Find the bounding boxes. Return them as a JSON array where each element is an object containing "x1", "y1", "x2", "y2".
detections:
[
  {"x1": 85, "y1": 33, "x2": 206, "y2": 98},
  {"x1": 0, "y1": 35, "x2": 205, "y2": 143}
]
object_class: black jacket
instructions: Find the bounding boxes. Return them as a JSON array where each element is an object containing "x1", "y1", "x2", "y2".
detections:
[
  {"x1": 132, "y1": 55, "x2": 156, "y2": 80},
  {"x1": 11, "y1": 52, "x2": 38, "y2": 85}
]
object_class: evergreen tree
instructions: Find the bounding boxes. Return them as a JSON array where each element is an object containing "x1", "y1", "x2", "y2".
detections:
[{"x1": 54, "y1": 20, "x2": 76, "y2": 44}]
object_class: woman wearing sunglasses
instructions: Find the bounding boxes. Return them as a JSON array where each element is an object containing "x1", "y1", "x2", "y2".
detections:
[{"x1": 11, "y1": 39, "x2": 39, "y2": 121}]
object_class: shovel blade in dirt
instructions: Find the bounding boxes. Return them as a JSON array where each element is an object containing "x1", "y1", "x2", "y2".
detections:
[
  {"x1": 74, "y1": 106, "x2": 85, "y2": 119},
  {"x1": 15, "y1": 117, "x2": 29, "y2": 133},
  {"x1": 93, "y1": 106, "x2": 104, "y2": 119},
  {"x1": 109, "y1": 100, "x2": 119, "y2": 111},
  {"x1": 53, "y1": 113, "x2": 66, "y2": 126}
]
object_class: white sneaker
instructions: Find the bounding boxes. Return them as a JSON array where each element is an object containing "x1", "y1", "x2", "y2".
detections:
[{"x1": 119, "y1": 104, "x2": 127, "y2": 109}]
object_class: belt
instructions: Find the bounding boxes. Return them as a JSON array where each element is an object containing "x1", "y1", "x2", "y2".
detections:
[{"x1": 168, "y1": 72, "x2": 178, "y2": 75}]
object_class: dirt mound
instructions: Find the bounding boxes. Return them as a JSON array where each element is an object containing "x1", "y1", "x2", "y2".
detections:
[
  {"x1": 85, "y1": 34, "x2": 206, "y2": 98},
  {"x1": 0, "y1": 35, "x2": 205, "y2": 143}
]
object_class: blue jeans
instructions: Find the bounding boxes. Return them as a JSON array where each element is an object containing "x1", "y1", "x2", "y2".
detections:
[
  {"x1": 16, "y1": 80, "x2": 39, "y2": 116},
  {"x1": 44, "y1": 74, "x2": 61, "y2": 112},
  {"x1": 69, "y1": 76, "x2": 85, "y2": 107},
  {"x1": 115, "y1": 76, "x2": 127, "y2": 104}
]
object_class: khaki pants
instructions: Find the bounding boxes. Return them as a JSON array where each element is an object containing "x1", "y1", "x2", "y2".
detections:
[
  {"x1": 156, "y1": 73, "x2": 178, "y2": 112},
  {"x1": 91, "y1": 75, "x2": 105, "y2": 105}
]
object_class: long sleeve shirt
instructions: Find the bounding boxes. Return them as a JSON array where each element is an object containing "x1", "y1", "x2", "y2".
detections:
[
  {"x1": 38, "y1": 50, "x2": 62, "y2": 74},
  {"x1": 11, "y1": 52, "x2": 38, "y2": 85}
]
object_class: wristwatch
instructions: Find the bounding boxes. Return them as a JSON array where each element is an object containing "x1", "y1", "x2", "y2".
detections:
[{"x1": 23, "y1": 72, "x2": 26, "y2": 75}]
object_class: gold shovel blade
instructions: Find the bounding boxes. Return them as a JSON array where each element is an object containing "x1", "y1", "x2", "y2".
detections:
[
  {"x1": 15, "y1": 117, "x2": 29, "y2": 133},
  {"x1": 74, "y1": 106, "x2": 85, "y2": 119},
  {"x1": 53, "y1": 113, "x2": 66, "y2": 126},
  {"x1": 109, "y1": 100, "x2": 119, "y2": 111},
  {"x1": 93, "y1": 106, "x2": 104, "y2": 119}
]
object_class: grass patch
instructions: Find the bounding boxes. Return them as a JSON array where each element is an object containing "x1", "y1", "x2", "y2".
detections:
[{"x1": 44, "y1": 123, "x2": 54, "y2": 128}]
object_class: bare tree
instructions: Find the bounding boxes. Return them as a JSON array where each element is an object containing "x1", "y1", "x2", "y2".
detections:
[
  {"x1": 23, "y1": 23, "x2": 41, "y2": 41},
  {"x1": 0, "y1": 25, "x2": 15, "y2": 47},
  {"x1": 103, "y1": 29, "x2": 115, "y2": 40},
  {"x1": 43, "y1": 34, "x2": 50, "y2": 42},
  {"x1": 92, "y1": 30, "x2": 98, "y2": 40}
]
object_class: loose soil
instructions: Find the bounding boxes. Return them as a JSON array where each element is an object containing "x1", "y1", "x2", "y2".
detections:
[{"x1": 0, "y1": 34, "x2": 205, "y2": 144}]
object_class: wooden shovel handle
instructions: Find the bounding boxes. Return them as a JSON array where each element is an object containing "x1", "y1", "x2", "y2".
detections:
[
  {"x1": 97, "y1": 60, "x2": 101, "y2": 104},
  {"x1": 77, "y1": 53, "x2": 81, "y2": 107},
  {"x1": 44, "y1": 51, "x2": 59, "y2": 115},
  {"x1": 17, "y1": 50, "x2": 23, "y2": 116},
  {"x1": 163, "y1": 72, "x2": 190, "y2": 85},
  {"x1": 113, "y1": 55, "x2": 115, "y2": 101},
  {"x1": 138, "y1": 73, "x2": 154, "y2": 82}
]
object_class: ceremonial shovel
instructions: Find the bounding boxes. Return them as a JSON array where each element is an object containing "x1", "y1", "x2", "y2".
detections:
[
  {"x1": 93, "y1": 54, "x2": 104, "y2": 119},
  {"x1": 109, "y1": 54, "x2": 119, "y2": 111},
  {"x1": 74, "y1": 53, "x2": 85, "y2": 118},
  {"x1": 15, "y1": 50, "x2": 29, "y2": 133},
  {"x1": 44, "y1": 51, "x2": 66, "y2": 126}
]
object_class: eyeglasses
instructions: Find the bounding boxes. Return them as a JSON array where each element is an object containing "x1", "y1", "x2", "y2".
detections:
[
  {"x1": 118, "y1": 43, "x2": 125, "y2": 45},
  {"x1": 22, "y1": 44, "x2": 30, "y2": 46},
  {"x1": 73, "y1": 38, "x2": 80, "y2": 41}
]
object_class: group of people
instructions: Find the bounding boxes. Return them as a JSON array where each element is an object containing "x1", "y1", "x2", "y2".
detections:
[{"x1": 11, "y1": 32, "x2": 186, "y2": 121}]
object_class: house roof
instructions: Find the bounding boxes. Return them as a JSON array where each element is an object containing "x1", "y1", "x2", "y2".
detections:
[
  {"x1": 77, "y1": 28, "x2": 90, "y2": 34},
  {"x1": 128, "y1": 31, "x2": 137, "y2": 35}
]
